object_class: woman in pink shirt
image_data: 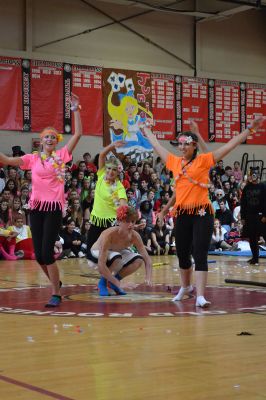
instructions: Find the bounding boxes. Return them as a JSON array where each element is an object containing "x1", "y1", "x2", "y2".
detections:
[{"x1": 0, "y1": 95, "x2": 82, "y2": 307}]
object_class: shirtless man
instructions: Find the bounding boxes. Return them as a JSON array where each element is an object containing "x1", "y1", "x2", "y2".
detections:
[{"x1": 89, "y1": 205, "x2": 152, "y2": 296}]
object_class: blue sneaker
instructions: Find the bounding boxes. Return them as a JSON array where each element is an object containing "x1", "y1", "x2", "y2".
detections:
[
  {"x1": 98, "y1": 277, "x2": 110, "y2": 296},
  {"x1": 45, "y1": 295, "x2": 62, "y2": 307},
  {"x1": 109, "y1": 282, "x2": 127, "y2": 295}
]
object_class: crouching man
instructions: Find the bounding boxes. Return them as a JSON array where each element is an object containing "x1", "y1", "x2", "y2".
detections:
[{"x1": 89, "y1": 205, "x2": 152, "y2": 296}]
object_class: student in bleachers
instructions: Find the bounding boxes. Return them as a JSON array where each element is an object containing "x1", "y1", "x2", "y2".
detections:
[
  {"x1": 215, "y1": 199, "x2": 235, "y2": 232},
  {"x1": 7, "y1": 216, "x2": 35, "y2": 259},
  {"x1": 8, "y1": 196, "x2": 26, "y2": 226},
  {"x1": 232, "y1": 161, "x2": 243, "y2": 183},
  {"x1": 140, "y1": 200, "x2": 156, "y2": 232},
  {"x1": 209, "y1": 219, "x2": 235, "y2": 251},
  {"x1": 136, "y1": 217, "x2": 154, "y2": 255},
  {"x1": 0, "y1": 226, "x2": 21, "y2": 260},
  {"x1": 61, "y1": 218, "x2": 84, "y2": 258},
  {"x1": 151, "y1": 218, "x2": 170, "y2": 255}
]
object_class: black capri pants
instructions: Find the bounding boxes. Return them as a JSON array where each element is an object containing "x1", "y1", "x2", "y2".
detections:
[
  {"x1": 174, "y1": 212, "x2": 214, "y2": 271},
  {"x1": 30, "y1": 207, "x2": 62, "y2": 266}
]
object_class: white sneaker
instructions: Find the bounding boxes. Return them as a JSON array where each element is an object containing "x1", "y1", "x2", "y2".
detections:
[
  {"x1": 195, "y1": 296, "x2": 211, "y2": 308},
  {"x1": 69, "y1": 251, "x2": 76, "y2": 258},
  {"x1": 172, "y1": 285, "x2": 194, "y2": 302},
  {"x1": 78, "y1": 251, "x2": 85, "y2": 258}
]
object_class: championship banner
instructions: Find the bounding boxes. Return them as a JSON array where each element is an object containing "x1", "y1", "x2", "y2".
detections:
[
  {"x1": 245, "y1": 83, "x2": 266, "y2": 145},
  {"x1": 0, "y1": 56, "x2": 23, "y2": 130},
  {"x1": 30, "y1": 60, "x2": 63, "y2": 133},
  {"x1": 182, "y1": 77, "x2": 209, "y2": 141},
  {"x1": 103, "y1": 69, "x2": 153, "y2": 161},
  {"x1": 22, "y1": 59, "x2": 31, "y2": 131},
  {"x1": 151, "y1": 73, "x2": 175, "y2": 140},
  {"x1": 214, "y1": 80, "x2": 240, "y2": 143},
  {"x1": 71, "y1": 65, "x2": 103, "y2": 136}
]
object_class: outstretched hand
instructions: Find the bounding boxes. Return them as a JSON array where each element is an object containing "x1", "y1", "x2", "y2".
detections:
[
  {"x1": 249, "y1": 117, "x2": 264, "y2": 131},
  {"x1": 111, "y1": 140, "x2": 126, "y2": 148},
  {"x1": 189, "y1": 120, "x2": 199, "y2": 134},
  {"x1": 70, "y1": 93, "x2": 81, "y2": 111}
]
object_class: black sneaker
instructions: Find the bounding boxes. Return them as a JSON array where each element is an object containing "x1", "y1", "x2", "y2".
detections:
[{"x1": 248, "y1": 258, "x2": 259, "y2": 266}]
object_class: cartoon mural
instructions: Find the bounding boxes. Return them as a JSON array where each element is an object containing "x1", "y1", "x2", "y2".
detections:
[{"x1": 104, "y1": 70, "x2": 153, "y2": 161}]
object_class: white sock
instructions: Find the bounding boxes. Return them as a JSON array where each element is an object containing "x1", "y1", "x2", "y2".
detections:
[
  {"x1": 172, "y1": 285, "x2": 193, "y2": 302},
  {"x1": 196, "y1": 296, "x2": 211, "y2": 308}
]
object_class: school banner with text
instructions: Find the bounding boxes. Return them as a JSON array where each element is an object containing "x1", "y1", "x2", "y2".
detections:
[
  {"x1": 245, "y1": 83, "x2": 266, "y2": 145},
  {"x1": 103, "y1": 68, "x2": 153, "y2": 161},
  {"x1": 0, "y1": 57, "x2": 23, "y2": 131},
  {"x1": 181, "y1": 77, "x2": 209, "y2": 141},
  {"x1": 30, "y1": 60, "x2": 64, "y2": 133},
  {"x1": 71, "y1": 65, "x2": 103, "y2": 136},
  {"x1": 151, "y1": 73, "x2": 175, "y2": 140}
]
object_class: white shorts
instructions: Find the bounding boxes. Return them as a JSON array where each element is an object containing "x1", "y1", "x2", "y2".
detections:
[{"x1": 89, "y1": 248, "x2": 143, "y2": 267}]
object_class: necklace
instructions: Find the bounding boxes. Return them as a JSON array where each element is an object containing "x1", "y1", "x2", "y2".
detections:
[
  {"x1": 104, "y1": 178, "x2": 120, "y2": 207},
  {"x1": 41, "y1": 151, "x2": 65, "y2": 182},
  {"x1": 174, "y1": 157, "x2": 210, "y2": 189}
]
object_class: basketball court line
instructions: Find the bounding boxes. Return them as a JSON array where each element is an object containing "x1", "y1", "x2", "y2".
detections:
[{"x1": 0, "y1": 374, "x2": 75, "y2": 400}]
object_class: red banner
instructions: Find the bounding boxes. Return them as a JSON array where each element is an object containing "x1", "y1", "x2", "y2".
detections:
[
  {"x1": 0, "y1": 57, "x2": 23, "y2": 130},
  {"x1": 245, "y1": 83, "x2": 266, "y2": 145},
  {"x1": 31, "y1": 60, "x2": 63, "y2": 132},
  {"x1": 151, "y1": 73, "x2": 175, "y2": 140},
  {"x1": 72, "y1": 65, "x2": 103, "y2": 136},
  {"x1": 214, "y1": 80, "x2": 240, "y2": 143},
  {"x1": 182, "y1": 77, "x2": 209, "y2": 141}
]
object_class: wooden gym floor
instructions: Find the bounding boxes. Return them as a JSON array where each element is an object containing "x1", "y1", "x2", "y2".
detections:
[{"x1": 0, "y1": 255, "x2": 265, "y2": 400}]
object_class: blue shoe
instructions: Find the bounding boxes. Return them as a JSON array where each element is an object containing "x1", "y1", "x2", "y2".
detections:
[
  {"x1": 45, "y1": 295, "x2": 62, "y2": 307},
  {"x1": 98, "y1": 277, "x2": 110, "y2": 296},
  {"x1": 109, "y1": 282, "x2": 127, "y2": 295}
]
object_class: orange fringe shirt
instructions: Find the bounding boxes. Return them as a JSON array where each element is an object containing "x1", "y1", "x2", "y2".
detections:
[{"x1": 166, "y1": 152, "x2": 215, "y2": 215}]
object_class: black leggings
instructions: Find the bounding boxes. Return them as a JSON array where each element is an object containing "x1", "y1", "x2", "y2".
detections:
[
  {"x1": 86, "y1": 220, "x2": 114, "y2": 259},
  {"x1": 30, "y1": 208, "x2": 62, "y2": 265},
  {"x1": 175, "y1": 212, "x2": 214, "y2": 271}
]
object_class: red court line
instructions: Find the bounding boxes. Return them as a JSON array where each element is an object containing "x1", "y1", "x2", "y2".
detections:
[{"x1": 0, "y1": 374, "x2": 75, "y2": 400}]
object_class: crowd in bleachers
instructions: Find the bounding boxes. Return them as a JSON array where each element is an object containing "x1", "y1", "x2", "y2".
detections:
[{"x1": 0, "y1": 146, "x2": 264, "y2": 261}]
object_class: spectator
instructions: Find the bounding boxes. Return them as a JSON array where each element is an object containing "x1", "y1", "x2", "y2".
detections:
[
  {"x1": 232, "y1": 161, "x2": 243, "y2": 183},
  {"x1": 151, "y1": 218, "x2": 170, "y2": 255},
  {"x1": 215, "y1": 200, "x2": 235, "y2": 232}
]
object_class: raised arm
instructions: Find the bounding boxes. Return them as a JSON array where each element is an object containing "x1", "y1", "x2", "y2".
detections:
[
  {"x1": 141, "y1": 126, "x2": 170, "y2": 163},
  {"x1": 213, "y1": 117, "x2": 264, "y2": 162},
  {"x1": 66, "y1": 94, "x2": 82, "y2": 154},
  {"x1": 98, "y1": 140, "x2": 125, "y2": 170},
  {"x1": 189, "y1": 120, "x2": 209, "y2": 153},
  {"x1": 0, "y1": 153, "x2": 23, "y2": 167}
]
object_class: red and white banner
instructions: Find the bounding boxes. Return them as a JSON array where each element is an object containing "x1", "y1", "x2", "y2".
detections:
[
  {"x1": 182, "y1": 77, "x2": 209, "y2": 141},
  {"x1": 214, "y1": 80, "x2": 240, "y2": 143},
  {"x1": 151, "y1": 73, "x2": 175, "y2": 140},
  {"x1": 0, "y1": 57, "x2": 23, "y2": 130},
  {"x1": 72, "y1": 65, "x2": 103, "y2": 136},
  {"x1": 30, "y1": 60, "x2": 63, "y2": 132},
  {"x1": 245, "y1": 83, "x2": 266, "y2": 145}
]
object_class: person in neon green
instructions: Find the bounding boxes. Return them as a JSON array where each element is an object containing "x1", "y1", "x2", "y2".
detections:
[{"x1": 86, "y1": 141, "x2": 127, "y2": 264}]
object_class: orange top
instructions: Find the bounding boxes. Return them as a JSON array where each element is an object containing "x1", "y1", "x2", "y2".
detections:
[{"x1": 166, "y1": 152, "x2": 215, "y2": 215}]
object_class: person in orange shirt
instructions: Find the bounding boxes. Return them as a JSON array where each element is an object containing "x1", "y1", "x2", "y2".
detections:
[{"x1": 143, "y1": 117, "x2": 264, "y2": 307}]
